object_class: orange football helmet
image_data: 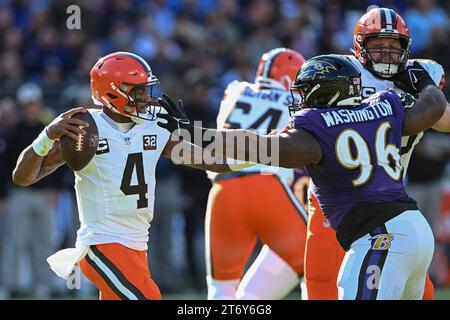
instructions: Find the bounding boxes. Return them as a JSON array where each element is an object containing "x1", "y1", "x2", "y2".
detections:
[
  {"x1": 256, "y1": 48, "x2": 306, "y2": 90},
  {"x1": 353, "y1": 7, "x2": 411, "y2": 78},
  {"x1": 90, "y1": 51, "x2": 159, "y2": 122}
]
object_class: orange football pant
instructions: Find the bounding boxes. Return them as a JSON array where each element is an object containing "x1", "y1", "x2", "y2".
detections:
[
  {"x1": 79, "y1": 243, "x2": 161, "y2": 300},
  {"x1": 305, "y1": 193, "x2": 434, "y2": 300},
  {"x1": 207, "y1": 174, "x2": 307, "y2": 280}
]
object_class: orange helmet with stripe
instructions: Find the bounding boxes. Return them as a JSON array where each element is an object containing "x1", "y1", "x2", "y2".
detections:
[
  {"x1": 90, "y1": 51, "x2": 160, "y2": 123},
  {"x1": 353, "y1": 7, "x2": 411, "y2": 78},
  {"x1": 256, "y1": 48, "x2": 306, "y2": 90}
]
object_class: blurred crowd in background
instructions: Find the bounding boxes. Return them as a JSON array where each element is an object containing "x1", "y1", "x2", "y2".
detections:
[{"x1": 0, "y1": 0, "x2": 450, "y2": 299}]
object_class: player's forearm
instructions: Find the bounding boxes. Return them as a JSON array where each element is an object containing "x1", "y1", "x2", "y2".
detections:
[
  {"x1": 432, "y1": 102, "x2": 450, "y2": 132},
  {"x1": 164, "y1": 137, "x2": 232, "y2": 172},
  {"x1": 404, "y1": 85, "x2": 447, "y2": 136},
  {"x1": 192, "y1": 127, "x2": 317, "y2": 168},
  {"x1": 12, "y1": 143, "x2": 64, "y2": 186},
  {"x1": 12, "y1": 146, "x2": 46, "y2": 186},
  {"x1": 201, "y1": 128, "x2": 276, "y2": 165},
  {"x1": 36, "y1": 142, "x2": 65, "y2": 182}
]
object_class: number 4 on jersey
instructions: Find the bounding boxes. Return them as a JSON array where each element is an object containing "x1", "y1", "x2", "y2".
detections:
[{"x1": 120, "y1": 153, "x2": 148, "y2": 209}]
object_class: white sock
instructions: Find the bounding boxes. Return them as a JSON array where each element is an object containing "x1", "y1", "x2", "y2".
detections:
[
  {"x1": 206, "y1": 276, "x2": 240, "y2": 300},
  {"x1": 236, "y1": 245, "x2": 300, "y2": 300}
]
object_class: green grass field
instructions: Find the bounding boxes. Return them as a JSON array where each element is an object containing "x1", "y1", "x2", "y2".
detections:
[{"x1": 163, "y1": 288, "x2": 450, "y2": 300}]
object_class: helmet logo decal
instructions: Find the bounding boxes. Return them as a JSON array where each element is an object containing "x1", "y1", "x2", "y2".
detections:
[{"x1": 300, "y1": 62, "x2": 338, "y2": 80}]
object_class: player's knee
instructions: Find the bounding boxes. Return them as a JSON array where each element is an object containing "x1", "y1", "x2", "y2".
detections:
[{"x1": 206, "y1": 276, "x2": 239, "y2": 300}]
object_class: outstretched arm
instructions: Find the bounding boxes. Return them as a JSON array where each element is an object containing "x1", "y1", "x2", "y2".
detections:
[
  {"x1": 156, "y1": 94, "x2": 322, "y2": 168},
  {"x1": 12, "y1": 107, "x2": 89, "y2": 186},
  {"x1": 162, "y1": 138, "x2": 233, "y2": 173},
  {"x1": 403, "y1": 85, "x2": 447, "y2": 136}
]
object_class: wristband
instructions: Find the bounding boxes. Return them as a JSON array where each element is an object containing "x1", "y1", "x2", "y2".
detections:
[{"x1": 32, "y1": 128, "x2": 55, "y2": 157}]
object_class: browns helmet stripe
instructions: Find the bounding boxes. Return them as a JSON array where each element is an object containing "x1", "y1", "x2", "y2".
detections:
[
  {"x1": 379, "y1": 8, "x2": 388, "y2": 29},
  {"x1": 389, "y1": 9, "x2": 398, "y2": 30},
  {"x1": 262, "y1": 48, "x2": 285, "y2": 79},
  {"x1": 383, "y1": 8, "x2": 395, "y2": 30}
]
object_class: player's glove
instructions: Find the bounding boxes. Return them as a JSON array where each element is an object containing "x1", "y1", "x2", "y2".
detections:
[
  {"x1": 392, "y1": 61, "x2": 436, "y2": 96},
  {"x1": 156, "y1": 93, "x2": 193, "y2": 134},
  {"x1": 398, "y1": 91, "x2": 416, "y2": 109},
  {"x1": 156, "y1": 93, "x2": 211, "y2": 148},
  {"x1": 387, "y1": 88, "x2": 416, "y2": 109}
]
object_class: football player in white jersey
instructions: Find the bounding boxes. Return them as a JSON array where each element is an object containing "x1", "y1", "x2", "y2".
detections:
[
  {"x1": 204, "y1": 48, "x2": 308, "y2": 300},
  {"x1": 12, "y1": 52, "x2": 230, "y2": 300}
]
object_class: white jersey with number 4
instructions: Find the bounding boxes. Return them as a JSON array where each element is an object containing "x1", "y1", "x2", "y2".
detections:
[
  {"x1": 208, "y1": 80, "x2": 295, "y2": 182},
  {"x1": 346, "y1": 55, "x2": 445, "y2": 174},
  {"x1": 75, "y1": 109, "x2": 171, "y2": 250}
]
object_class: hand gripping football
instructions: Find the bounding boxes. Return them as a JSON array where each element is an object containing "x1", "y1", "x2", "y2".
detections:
[{"x1": 60, "y1": 110, "x2": 99, "y2": 171}]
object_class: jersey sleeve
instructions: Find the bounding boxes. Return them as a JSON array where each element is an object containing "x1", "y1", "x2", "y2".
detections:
[{"x1": 291, "y1": 109, "x2": 319, "y2": 134}]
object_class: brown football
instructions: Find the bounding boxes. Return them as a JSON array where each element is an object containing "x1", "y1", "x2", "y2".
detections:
[{"x1": 60, "y1": 110, "x2": 99, "y2": 171}]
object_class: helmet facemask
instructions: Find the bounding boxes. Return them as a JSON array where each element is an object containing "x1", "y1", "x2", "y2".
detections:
[
  {"x1": 110, "y1": 78, "x2": 163, "y2": 124},
  {"x1": 288, "y1": 83, "x2": 309, "y2": 117},
  {"x1": 289, "y1": 78, "x2": 362, "y2": 116},
  {"x1": 361, "y1": 34, "x2": 410, "y2": 79}
]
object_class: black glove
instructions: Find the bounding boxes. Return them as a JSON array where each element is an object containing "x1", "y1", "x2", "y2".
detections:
[
  {"x1": 398, "y1": 91, "x2": 416, "y2": 109},
  {"x1": 156, "y1": 93, "x2": 193, "y2": 134},
  {"x1": 387, "y1": 88, "x2": 416, "y2": 109},
  {"x1": 392, "y1": 61, "x2": 436, "y2": 96}
]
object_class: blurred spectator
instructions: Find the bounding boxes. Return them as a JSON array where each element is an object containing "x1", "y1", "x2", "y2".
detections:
[
  {"x1": 404, "y1": 0, "x2": 449, "y2": 56},
  {"x1": 0, "y1": 50, "x2": 24, "y2": 97},
  {"x1": 177, "y1": 70, "x2": 217, "y2": 290},
  {"x1": 407, "y1": 131, "x2": 450, "y2": 232},
  {"x1": 148, "y1": 159, "x2": 183, "y2": 293},
  {"x1": 0, "y1": 97, "x2": 18, "y2": 298},
  {"x1": 2, "y1": 83, "x2": 62, "y2": 298}
]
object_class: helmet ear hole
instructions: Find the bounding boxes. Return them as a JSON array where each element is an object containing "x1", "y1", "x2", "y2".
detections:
[{"x1": 106, "y1": 93, "x2": 118, "y2": 100}]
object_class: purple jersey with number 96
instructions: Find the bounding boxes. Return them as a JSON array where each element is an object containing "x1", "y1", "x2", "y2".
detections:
[{"x1": 292, "y1": 91, "x2": 410, "y2": 230}]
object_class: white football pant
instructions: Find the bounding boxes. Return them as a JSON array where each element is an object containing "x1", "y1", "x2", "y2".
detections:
[{"x1": 337, "y1": 210, "x2": 434, "y2": 300}]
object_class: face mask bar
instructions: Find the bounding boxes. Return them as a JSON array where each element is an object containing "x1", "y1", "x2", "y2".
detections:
[
  {"x1": 289, "y1": 85, "x2": 308, "y2": 117},
  {"x1": 364, "y1": 46, "x2": 408, "y2": 78},
  {"x1": 289, "y1": 77, "x2": 361, "y2": 114},
  {"x1": 112, "y1": 82, "x2": 163, "y2": 122}
]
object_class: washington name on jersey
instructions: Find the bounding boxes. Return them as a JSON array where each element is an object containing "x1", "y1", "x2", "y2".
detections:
[{"x1": 74, "y1": 109, "x2": 171, "y2": 250}]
